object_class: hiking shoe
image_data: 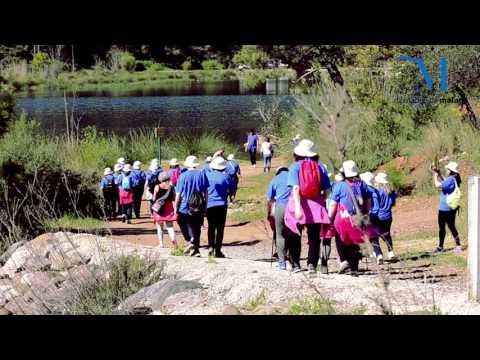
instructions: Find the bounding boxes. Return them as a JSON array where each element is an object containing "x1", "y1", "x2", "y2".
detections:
[
  {"x1": 127, "y1": 220, "x2": 132, "y2": 224},
  {"x1": 338, "y1": 261, "x2": 350, "y2": 274},
  {"x1": 191, "y1": 250, "x2": 201, "y2": 257},
  {"x1": 454, "y1": 246, "x2": 462, "y2": 254},
  {"x1": 276, "y1": 261, "x2": 287, "y2": 270},
  {"x1": 387, "y1": 251, "x2": 396, "y2": 260},
  {"x1": 215, "y1": 251, "x2": 226, "y2": 258},
  {"x1": 184, "y1": 242, "x2": 194, "y2": 255},
  {"x1": 320, "y1": 263, "x2": 328, "y2": 274},
  {"x1": 307, "y1": 264, "x2": 316, "y2": 274},
  {"x1": 208, "y1": 247, "x2": 214, "y2": 257},
  {"x1": 376, "y1": 254, "x2": 384, "y2": 265},
  {"x1": 122, "y1": 216, "x2": 126, "y2": 223},
  {"x1": 434, "y1": 246, "x2": 444, "y2": 253},
  {"x1": 292, "y1": 266, "x2": 302, "y2": 273}
]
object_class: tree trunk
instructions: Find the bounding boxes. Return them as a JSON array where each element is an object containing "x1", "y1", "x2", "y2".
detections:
[{"x1": 454, "y1": 85, "x2": 478, "y2": 128}]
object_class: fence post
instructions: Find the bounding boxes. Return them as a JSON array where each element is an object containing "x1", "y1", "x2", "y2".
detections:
[{"x1": 468, "y1": 176, "x2": 480, "y2": 301}]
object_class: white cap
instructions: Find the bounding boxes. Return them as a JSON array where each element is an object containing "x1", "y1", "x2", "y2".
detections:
[
  {"x1": 342, "y1": 160, "x2": 359, "y2": 178},
  {"x1": 184, "y1": 155, "x2": 200, "y2": 168},
  {"x1": 360, "y1": 172, "x2": 374, "y2": 186},
  {"x1": 294, "y1": 139, "x2": 318, "y2": 157},
  {"x1": 227, "y1": 154, "x2": 235, "y2": 161},
  {"x1": 210, "y1": 156, "x2": 227, "y2": 171},
  {"x1": 374, "y1": 172, "x2": 389, "y2": 185},
  {"x1": 104, "y1": 167, "x2": 113, "y2": 176},
  {"x1": 169, "y1": 158, "x2": 179, "y2": 166},
  {"x1": 445, "y1": 161, "x2": 459, "y2": 174},
  {"x1": 133, "y1": 161, "x2": 142, "y2": 170},
  {"x1": 123, "y1": 164, "x2": 132, "y2": 172}
]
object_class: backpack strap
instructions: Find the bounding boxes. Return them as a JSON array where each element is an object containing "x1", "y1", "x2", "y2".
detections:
[{"x1": 345, "y1": 181, "x2": 363, "y2": 215}]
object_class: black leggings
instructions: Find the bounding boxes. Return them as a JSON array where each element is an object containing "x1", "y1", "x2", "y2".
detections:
[
  {"x1": 206, "y1": 205, "x2": 228, "y2": 252},
  {"x1": 249, "y1": 150, "x2": 256, "y2": 165},
  {"x1": 133, "y1": 187, "x2": 144, "y2": 218},
  {"x1": 438, "y1": 210, "x2": 460, "y2": 248},
  {"x1": 177, "y1": 212, "x2": 203, "y2": 251},
  {"x1": 290, "y1": 223, "x2": 321, "y2": 268},
  {"x1": 335, "y1": 235, "x2": 361, "y2": 272},
  {"x1": 103, "y1": 191, "x2": 116, "y2": 220}
]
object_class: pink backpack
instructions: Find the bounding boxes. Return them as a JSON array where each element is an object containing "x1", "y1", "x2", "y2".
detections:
[
  {"x1": 170, "y1": 168, "x2": 180, "y2": 186},
  {"x1": 299, "y1": 160, "x2": 321, "y2": 199}
]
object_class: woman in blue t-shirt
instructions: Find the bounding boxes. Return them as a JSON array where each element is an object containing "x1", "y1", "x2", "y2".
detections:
[
  {"x1": 374, "y1": 172, "x2": 397, "y2": 261},
  {"x1": 246, "y1": 129, "x2": 258, "y2": 168},
  {"x1": 432, "y1": 161, "x2": 462, "y2": 253}
]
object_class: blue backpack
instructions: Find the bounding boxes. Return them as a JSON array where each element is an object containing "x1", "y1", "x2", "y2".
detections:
[{"x1": 122, "y1": 175, "x2": 131, "y2": 190}]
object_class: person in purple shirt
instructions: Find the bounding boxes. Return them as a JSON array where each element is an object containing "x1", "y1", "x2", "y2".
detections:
[
  {"x1": 266, "y1": 166, "x2": 291, "y2": 270},
  {"x1": 360, "y1": 172, "x2": 383, "y2": 264},
  {"x1": 432, "y1": 161, "x2": 462, "y2": 254},
  {"x1": 174, "y1": 156, "x2": 208, "y2": 257},
  {"x1": 246, "y1": 129, "x2": 258, "y2": 168},
  {"x1": 100, "y1": 167, "x2": 117, "y2": 221}
]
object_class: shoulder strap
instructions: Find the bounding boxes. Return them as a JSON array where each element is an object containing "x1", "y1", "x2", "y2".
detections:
[{"x1": 345, "y1": 181, "x2": 363, "y2": 215}]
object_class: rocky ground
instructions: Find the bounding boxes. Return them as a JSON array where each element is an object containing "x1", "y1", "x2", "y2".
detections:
[{"x1": 1, "y1": 232, "x2": 479, "y2": 315}]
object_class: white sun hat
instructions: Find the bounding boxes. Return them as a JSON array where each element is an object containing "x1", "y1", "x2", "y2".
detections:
[
  {"x1": 123, "y1": 164, "x2": 132, "y2": 173},
  {"x1": 114, "y1": 164, "x2": 122, "y2": 172},
  {"x1": 294, "y1": 134, "x2": 301, "y2": 140},
  {"x1": 294, "y1": 139, "x2": 318, "y2": 158},
  {"x1": 375, "y1": 172, "x2": 389, "y2": 185},
  {"x1": 334, "y1": 173, "x2": 344, "y2": 182},
  {"x1": 205, "y1": 156, "x2": 213, "y2": 163},
  {"x1": 133, "y1": 161, "x2": 142, "y2": 170},
  {"x1": 184, "y1": 155, "x2": 200, "y2": 169},
  {"x1": 445, "y1": 161, "x2": 459, "y2": 174},
  {"x1": 169, "y1": 158, "x2": 179, "y2": 166},
  {"x1": 150, "y1": 158, "x2": 159, "y2": 165},
  {"x1": 342, "y1": 160, "x2": 359, "y2": 178},
  {"x1": 227, "y1": 154, "x2": 235, "y2": 161},
  {"x1": 360, "y1": 172, "x2": 375, "y2": 186},
  {"x1": 210, "y1": 156, "x2": 227, "y2": 171},
  {"x1": 117, "y1": 157, "x2": 125, "y2": 164},
  {"x1": 104, "y1": 167, "x2": 113, "y2": 176}
]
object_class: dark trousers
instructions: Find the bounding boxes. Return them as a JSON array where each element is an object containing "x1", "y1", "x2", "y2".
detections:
[
  {"x1": 378, "y1": 218, "x2": 394, "y2": 252},
  {"x1": 122, "y1": 203, "x2": 133, "y2": 221},
  {"x1": 335, "y1": 235, "x2": 361, "y2": 271},
  {"x1": 177, "y1": 212, "x2": 203, "y2": 250},
  {"x1": 291, "y1": 223, "x2": 321, "y2": 268},
  {"x1": 274, "y1": 203, "x2": 288, "y2": 262},
  {"x1": 133, "y1": 187, "x2": 144, "y2": 218},
  {"x1": 103, "y1": 192, "x2": 116, "y2": 220},
  {"x1": 229, "y1": 175, "x2": 239, "y2": 200},
  {"x1": 249, "y1": 150, "x2": 256, "y2": 165},
  {"x1": 206, "y1": 205, "x2": 228, "y2": 252},
  {"x1": 438, "y1": 210, "x2": 460, "y2": 248}
]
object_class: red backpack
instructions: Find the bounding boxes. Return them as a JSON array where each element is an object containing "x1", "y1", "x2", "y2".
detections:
[{"x1": 299, "y1": 160, "x2": 321, "y2": 199}]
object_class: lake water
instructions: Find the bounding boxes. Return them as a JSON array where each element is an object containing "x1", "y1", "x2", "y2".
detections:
[{"x1": 14, "y1": 80, "x2": 296, "y2": 143}]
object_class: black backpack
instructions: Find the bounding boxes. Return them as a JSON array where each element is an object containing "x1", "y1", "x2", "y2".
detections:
[
  {"x1": 104, "y1": 176, "x2": 117, "y2": 195},
  {"x1": 188, "y1": 191, "x2": 205, "y2": 215},
  {"x1": 148, "y1": 172, "x2": 159, "y2": 194}
]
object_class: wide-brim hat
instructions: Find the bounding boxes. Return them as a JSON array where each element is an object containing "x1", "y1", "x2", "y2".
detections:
[
  {"x1": 342, "y1": 160, "x2": 359, "y2": 178},
  {"x1": 117, "y1": 157, "x2": 125, "y2": 164},
  {"x1": 205, "y1": 156, "x2": 213, "y2": 163},
  {"x1": 104, "y1": 167, "x2": 113, "y2": 176},
  {"x1": 114, "y1": 164, "x2": 122, "y2": 172},
  {"x1": 375, "y1": 172, "x2": 389, "y2": 184},
  {"x1": 360, "y1": 172, "x2": 374, "y2": 186},
  {"x1": 275, "y1": 166, "x2": 289, "y2": 176},
  {"x1": 123, "y1": 164, "x2": 132, "y2": 172},
  {"x1": 169, "y1": 158, "x2": 179, "y2": 166},
  {"x1": 150, "y1": 158, "x2": 159, "y2": 165},
  {"x1": 294, "y1": 139, "x2": 318, "y2": 157},
  {"x1": 133, "y1": 161, "x2": 142, "y2": 170},
  {"x1": 445, "y1": 161, "x2": 459, "y2": 174},
  {"x1": 184, "y1": 155, "x2": 200, "y2": 168},
  {"x1": 210, "y1": 156, "x2": 227, "y2": 170},
  {"x1": 227, "y1": 154, "x2": 235, "y2": 161}
]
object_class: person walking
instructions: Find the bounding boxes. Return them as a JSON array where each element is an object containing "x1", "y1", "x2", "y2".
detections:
[
  {"x1": 267, "y1": 166, "x2": 292, "y2": 270},
  {"x1": 432, "y1": 161, "x2": 462, "y2": 253},
  {"x1": 116, "y1": 157, "x2": 126, "y2": 171},
  {"x1": 152, "y1": 172, "x2": 177, "y2": 248},
  {"x1": 226, "y1": 154, "x2": 241, "y2": 202},
  {"x1": 174, "y1": 155, "x2": 208, "y2": 257},
  {"x1": 284, "y1": 139, "x2": 332, "y2": 274},
  {"x1": 328, "y1": 160, "x2": 371, "y2": 275},
  {"x1": 261, "y1": 137, "x2": 273, "y2": 173},
  {"x1": 359, "y1": 172, "x2": 382, "y2": 264},
  {"x1": 146, "y1": 159, "x2": 162, "y2": 214},
  {"x1": 112, "y1": 163, "x2": 122, "y2": 219},
  {"x1": 168, "y1": 158, "x2": 181, "y2": 187},
  {"x1": 374, "y1": 172, "x2": 397, "y2": 260},
  {"x1": 131, "y1": 161, "x2": 146, "y2": 219},
  {"x1": 100, "y1": 167, "x2": 117, "y2": 221},
  {"x1": 205, "y1": 157, "x2": 236, "y2": 258},
  {"x1": 116, "y1": 164, "x2": 134, "y2": 224},
  {"x1": 246, "y1": 129, "x2": 258, "y2": 168}
]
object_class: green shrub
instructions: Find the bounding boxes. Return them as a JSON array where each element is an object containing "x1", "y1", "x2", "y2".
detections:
[
  {"x1": 201, "y1": 59, "x2": 224, "y2": 70},
  {"x1": 31, "y1": 51, "x2": 50, "y2": 71},
  {"x1": 181, "y1": 60, "x2": 193, "y2": 71},
  {"x1": 0, "y1": 84, "x2": 15, "y2": 136},
  {"x1": 232, "y1": 45, "x2": 269, "y2": 69}
]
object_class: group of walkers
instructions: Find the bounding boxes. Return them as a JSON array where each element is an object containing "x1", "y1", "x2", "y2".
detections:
[
  {"x1": 100, "y1": 152, "x2": 242, "y2": 257},
  {"x1": 266, "y1": 137, "x2": 463, "y2": 276}
]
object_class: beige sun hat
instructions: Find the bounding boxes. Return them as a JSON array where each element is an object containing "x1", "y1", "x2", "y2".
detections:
[
  {"x1": 150, "y1": 158, "x2": 159, "y2": 165},
  {"x1": 117, "y1": 157, "x2": 125, "y2": 164},
  {"x1": 294, "y1": 139, "x2": 318, "y2": 157},
  {"x1": 360, "y1": 172, "x2": 375, "y2": 186},
  {"x1": 205, "y1": 156, "x2": 213, "y2": 163},
  {"x1": 169, "y1": 158, "x2": 179, "y2": 166},
  {"x1": 133, "y1": 161, "x2": 142, "y2": 170},
  {"x1": 123, "y1": 164, "x2": 132, "y2": 173},
  {"x1": 114, "y1": 164, "x2": 122, "y2": 172},
  {"x1": 374, "y1": 172, "x2": 389, "y2": 185},
  {"x1": 210, "y1": 156, "x2": 227, "y2": 171},
  {"x1": 104, "y1": 167, "x2": 113, "y2": 176},
  {"x1": 184, "y1": 155, "x2": 200, "y2": 168},
  {"x1": 445, "y1": 161, "x2": 459, "y2": 174},
  {"x1": 334, "y1": 173, "x2": 344, "y2": 182},
  {"x1": 227, "y1": 154, "x2": 235, "y2": 161},
  {"x1": 342, "y1": 160, "x2": 359, "y2": 178}
]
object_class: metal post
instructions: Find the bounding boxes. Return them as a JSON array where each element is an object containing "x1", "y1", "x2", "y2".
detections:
[{"x1": 468, "y1": 176, "x2": 480, "y2": 301}]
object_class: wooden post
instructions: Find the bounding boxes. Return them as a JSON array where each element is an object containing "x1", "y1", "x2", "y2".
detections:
[{"x1": 468, "y1": 176, "x2": 480, "y2": 301}]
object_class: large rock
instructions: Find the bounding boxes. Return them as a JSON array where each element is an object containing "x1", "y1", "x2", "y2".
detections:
[
  {"x1": 222, "y1": 305, "x2": 242, "y2": 315},
  {"x1": 0, "y1": 241, "x2": 26, "y2": 265}
]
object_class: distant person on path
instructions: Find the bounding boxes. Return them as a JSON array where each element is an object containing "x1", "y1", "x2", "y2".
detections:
[
  {"x1": 100, "y1": 167, "x2": 117, "y2": 221},
  {"x1": 292, "y1": 134, "x2": 301, "y2": 147},
  {"x1": 175, "y1": 155, "x2": 208, "y2": 257},
  {"x1": 267, "y1": 166, "x2": 292, "y2": 270},
  {"x1": 261, "y1": 137, "x2": 273, "y2": 173},
  {"x1": 374, "y1": 172, "x2": 397, "y2": 260},
  {"x1": 168, "y1": 158, "x2": 181, "y2": 187},
  {"x1": 360, "y1": 172, "x2": 382, "y2": 264},
  {"x1": 116, "y1": 164, "x2": 134, "y2": 224},
  {"x1": 328, "y1": 160, "x2": 371, "y2": 275},
  {"x1": 152, "y1": 172, "x2": 177, "y2": 248},
  {"x1": 113, "y1": 163, "x2": 122, "y2": 218},
  {"x1": 205, "y1": 157, "x2": 236, "y2": 258},
  {"x1": 146, "y1": 159, "x2": 162, "y2": 214},
  {"x1": 226, "y1": 154, "x2": 241, "y2": 202},
  {"x1": 284, "y1": 139, "x2": 332, "y2": 274},
  {"x1": 431, "y1": 161, "x2": 462, "y2": 253},
  {"x1": 213, "y1": 149, "x2": 225, "y2": 159},
  {"x1": 132, "y1": 161, "x2": 146, "y2": 219},
  {"x1": 246, "y1": 129, "x2": 258, "y2": 167}
]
